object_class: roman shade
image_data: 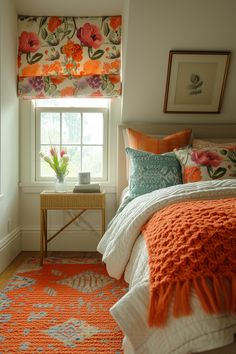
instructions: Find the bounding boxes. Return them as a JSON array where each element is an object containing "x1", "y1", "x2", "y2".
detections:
[{"x1": 17, "y1": 16, "x2": 121, "y2": 99}]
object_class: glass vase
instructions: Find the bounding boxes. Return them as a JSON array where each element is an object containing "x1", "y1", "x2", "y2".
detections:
[{"x1": 54, "y1": 175, "x2": 67, "y2": 193}]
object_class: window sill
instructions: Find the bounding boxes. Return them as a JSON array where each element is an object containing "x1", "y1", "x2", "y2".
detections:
[{"x1": 19, "y1": 182, "x2": 116, "y2": 194}]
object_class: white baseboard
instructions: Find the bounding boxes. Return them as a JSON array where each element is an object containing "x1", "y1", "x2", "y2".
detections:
[
  {"x1": 21, "y1": 227, "x2": 102, "y2": 251},
  {"x1": 0, "y1": 227, "x2": 21, "y2": 273},
  {"x1": 0, "y1": 225, "x2": 102, "y2": 274}
]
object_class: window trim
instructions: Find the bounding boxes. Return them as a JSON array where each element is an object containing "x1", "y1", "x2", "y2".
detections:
[
  {"x1": 19, "y1": 98, "x2": 121, "y2": 195},
  {"x1": 35, "y1": 106, "x2": 108, "y2": 183}
]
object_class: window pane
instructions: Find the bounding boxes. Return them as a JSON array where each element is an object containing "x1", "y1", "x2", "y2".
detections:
[
  {"x1": 37, "y1": 107, "x2": 107, "y2": 181},
  {"x1": 83, "y1": 113, "x2": 103, "y2": 144},
  {"x1": 82, "y1": 146, "x2": 103, "y2": 178},
  {"x1": 62, "y1": 112, "x2": 81, "y2": 144},
  {"x1": 41, "y1": 112, "x2": 60, "y2": 144},
  {"x1": 65, "y1": 146, "x2": 81, "y2": 178}
]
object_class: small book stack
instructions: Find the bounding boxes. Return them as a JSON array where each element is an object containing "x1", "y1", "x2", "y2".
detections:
[{"x1": 73, "y1": 183, "x2": 101, "y2": 193}]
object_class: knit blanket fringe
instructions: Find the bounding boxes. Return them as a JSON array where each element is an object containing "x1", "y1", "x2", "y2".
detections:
[
  {"x1": 142, "y1": 198, "x2": 236, "y2": 327},
  {"x1": 149, "y1": 275, "x2": 236, "y2": 327}
]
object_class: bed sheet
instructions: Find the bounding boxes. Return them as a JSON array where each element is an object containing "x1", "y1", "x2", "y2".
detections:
[{"x1": 97, "y1": 179, "x2": 236, "y2": 354}]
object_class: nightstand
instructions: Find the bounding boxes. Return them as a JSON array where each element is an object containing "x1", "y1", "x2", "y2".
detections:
[{"x1": 40, "y1": 192, "x2": 105, "y2": 265}]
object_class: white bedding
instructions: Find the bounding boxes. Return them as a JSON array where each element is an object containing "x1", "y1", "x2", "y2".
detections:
[{"x1": 97, "y1": 179, "x2": 236, "y2": 354}]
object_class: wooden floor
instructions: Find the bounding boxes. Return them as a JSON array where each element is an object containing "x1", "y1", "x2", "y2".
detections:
[{"x1": 0, "y1": 251, "x2": 100, "y2": 291}]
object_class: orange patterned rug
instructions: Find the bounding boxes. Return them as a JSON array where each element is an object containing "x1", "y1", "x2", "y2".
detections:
[{"x1": 0, "y1": 257, "x2": 127, "y2": 353}]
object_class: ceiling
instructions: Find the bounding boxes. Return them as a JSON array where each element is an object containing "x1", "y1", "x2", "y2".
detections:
[{"x1": 15, "y1": 0, "x2": 124, "y2": 16}]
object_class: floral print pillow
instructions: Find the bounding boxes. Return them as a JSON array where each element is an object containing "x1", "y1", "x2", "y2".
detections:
[{"x1": 175, "y1": 147, "x2": 236, "y2": 183}]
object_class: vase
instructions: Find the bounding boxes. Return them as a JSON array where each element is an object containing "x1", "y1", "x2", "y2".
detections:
[{"x1": 54, "y1": 175, "x2": 67, "y2": 193}]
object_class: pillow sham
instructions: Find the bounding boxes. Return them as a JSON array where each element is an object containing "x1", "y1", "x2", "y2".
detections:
[
  {"x1": 175, "y1": 147, "x2": 236, "y2": 183},
  {"x1": 192, "y1": 138, "x2": 236, "y2": 149},
  {"x1": 127, "y1": 127, "x2": 192, "y2": 154},
  {"x1": 126, "y1": 147, "x2": 182, "y2": 199}
]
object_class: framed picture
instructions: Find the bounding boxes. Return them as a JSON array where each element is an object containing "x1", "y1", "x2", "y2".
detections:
[{"x1": 163, "y1": 50, "x2": 231, "y2": 113}]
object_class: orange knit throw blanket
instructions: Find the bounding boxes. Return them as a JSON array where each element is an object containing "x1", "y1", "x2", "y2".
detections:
[{"x1": 142, "y1": 197, "x2": 236, "y2": 327}]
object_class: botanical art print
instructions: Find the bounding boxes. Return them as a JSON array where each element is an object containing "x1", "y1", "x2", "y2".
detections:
[
  {"x1": 164, "y1": 51, "x2": 231, "y2": 113},
  {"x1": 188, "y1": 73, "x2": 203, "y2": 95},
  {"x1": 17, "y1": 16, "x2": 122, "y2": 98}
]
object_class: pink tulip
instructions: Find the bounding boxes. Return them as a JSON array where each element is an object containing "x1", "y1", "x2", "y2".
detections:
[
  {"x1": 60, "y1": 149, "x2": 66, "y2": 158},
  {"x1": 62, "y1": 154, "x2": 69, "y2": 163},
  {"x1": 50, "y1": 147, "x2": 57, "y2": 156}
]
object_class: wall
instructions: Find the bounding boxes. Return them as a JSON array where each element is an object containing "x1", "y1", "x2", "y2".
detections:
[
  {"x1": 122, "y1": 0, "x2": 236, "y2": 124},
  {"x1": 0, "y1": 0, "x2": 20, "y2": 272},
  {"x1": 15, "y1": 0, "x2": 123, "y2": 17}
]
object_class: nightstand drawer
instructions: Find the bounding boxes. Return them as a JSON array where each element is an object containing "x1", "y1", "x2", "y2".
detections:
[{"x1": 40, "y1": 192, "x2": 105, "y2": 209}]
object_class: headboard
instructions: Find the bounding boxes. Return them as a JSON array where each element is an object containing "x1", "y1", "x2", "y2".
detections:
[{"x1": 117, "y1": 122, "x2": 236, "y2": 203}]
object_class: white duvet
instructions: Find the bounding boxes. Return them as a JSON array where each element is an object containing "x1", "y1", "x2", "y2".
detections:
[{"x1": 97, "y1": 180, "x2": 236, "y2": 354}]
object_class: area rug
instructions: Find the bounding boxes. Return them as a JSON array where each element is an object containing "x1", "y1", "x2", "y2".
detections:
[{"x1": 0, "y1": 257, "x2": 127, "y2": 353}]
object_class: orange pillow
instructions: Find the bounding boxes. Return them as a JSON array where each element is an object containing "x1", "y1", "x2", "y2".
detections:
[{"x1": 127, "y1": 128, "x2": 192, "y2": 154}]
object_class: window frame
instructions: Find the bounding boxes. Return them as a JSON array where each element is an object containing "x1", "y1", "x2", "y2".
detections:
[{"x1": 35, "y1": 106, "x2": 108, "y2": 183}]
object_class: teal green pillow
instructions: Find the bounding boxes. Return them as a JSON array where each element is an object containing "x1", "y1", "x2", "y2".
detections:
[{"x1": 126, "y1": 147, "x2": 182, "y2": 199}]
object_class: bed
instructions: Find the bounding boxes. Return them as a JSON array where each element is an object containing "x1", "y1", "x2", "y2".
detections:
[{"x1": 98, "y1": 123, "x2": 236, "y2": 354}]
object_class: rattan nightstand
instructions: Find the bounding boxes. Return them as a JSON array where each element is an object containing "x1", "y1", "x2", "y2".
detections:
[{"x1": 40, "y1": 192, "x2": 105, "y2": 265}]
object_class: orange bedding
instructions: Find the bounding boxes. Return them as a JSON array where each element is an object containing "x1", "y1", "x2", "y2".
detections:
[{"x1": 142, "y1": 198, "x2": 236, "y2": 327}]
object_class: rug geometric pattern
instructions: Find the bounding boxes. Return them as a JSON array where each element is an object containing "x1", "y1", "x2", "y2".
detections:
[
  {"x1": 0, "y1": 259, "x2": 127, "y2": 353},
  {"x1": 57, "y1": 271, "x2": 115, "y2": 293}
]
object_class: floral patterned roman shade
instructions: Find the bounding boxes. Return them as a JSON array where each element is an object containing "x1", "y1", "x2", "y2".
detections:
[{"x1": 17, "y1": 16, "x2": 121, "y2": 99}]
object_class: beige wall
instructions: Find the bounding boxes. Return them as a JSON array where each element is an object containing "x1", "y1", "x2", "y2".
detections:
[
  {"x1": 122, "y1": 0, "x2": 236, "y2": 124},
  {"x1": 0, "y1": 0, "x2": 20, "y2": 272}
]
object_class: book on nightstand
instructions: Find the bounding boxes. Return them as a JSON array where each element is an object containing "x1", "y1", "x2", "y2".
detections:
[{"x1": 73, "y1": 183, "x2": 101, "y2": 193}]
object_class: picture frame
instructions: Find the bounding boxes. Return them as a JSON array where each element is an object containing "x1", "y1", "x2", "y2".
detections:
[{"x1": 163, "y1": 50, "x2": 231, "y2": 113}]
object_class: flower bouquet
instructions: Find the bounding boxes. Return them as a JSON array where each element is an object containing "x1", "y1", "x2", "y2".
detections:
[{"x1": 39, "y1": 147, "x2": 69, "y2": 191}]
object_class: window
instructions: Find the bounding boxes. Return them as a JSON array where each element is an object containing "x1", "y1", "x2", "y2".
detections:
[{"x1": 35, "y1": 99, "x2": 108, "y2": 182}]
